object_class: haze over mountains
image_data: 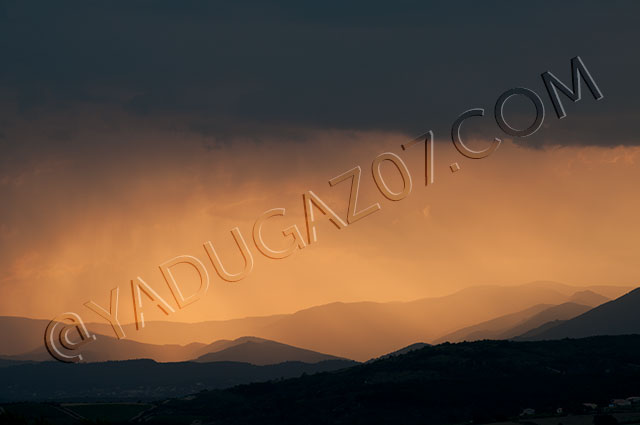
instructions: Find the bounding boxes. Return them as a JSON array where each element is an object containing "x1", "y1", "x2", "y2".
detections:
[
  {"x1": 0, "y1": 281, "x2": 632, "y2": 362},
  {"x1": 69, "y1": 282, "x2": 635, "y2": 360}
]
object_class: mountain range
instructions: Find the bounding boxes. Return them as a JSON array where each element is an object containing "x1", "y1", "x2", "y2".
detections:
[
  {"x1": 1, "y1": 281, "x2": 629, "y2": 362},
  {"x1": 2, "y1": 282, "x2": 640, "y2": 408}
]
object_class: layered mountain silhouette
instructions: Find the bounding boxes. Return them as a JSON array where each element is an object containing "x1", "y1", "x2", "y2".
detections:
[
  {"x1": 436, "y1": 301, "x2": 594, "y2": 343},
  {"x1": 1, "y1": 282, "x2": 629, "y2": 362},
  {"x1": 501, "y1": 302, "x2": 593, "y2": 339},
  {"x1": 516, "y1": 287, "x2": 640, "y2": 341},
  {"x1": 2, "y1": 284, "x2": 640, "y2": 413},
  {"x1": 221, "y1": 282, "x2": 622, "y2": 360},
  {"x1": 434, "y1": 303, "x2": 553, "y2": 343}
]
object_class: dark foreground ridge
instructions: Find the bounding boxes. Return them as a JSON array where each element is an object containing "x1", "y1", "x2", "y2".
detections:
[
  {"x1": 149, "y1": 335, "x2": 640, "y2": 425},
  {"x1": 2, "y1": 335, "x2": 640, "y2": 424}
]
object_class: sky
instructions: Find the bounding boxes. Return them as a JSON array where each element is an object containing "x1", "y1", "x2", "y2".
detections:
[{"x1": 1, "y1": 0, "x2": 639, "y2": 324}]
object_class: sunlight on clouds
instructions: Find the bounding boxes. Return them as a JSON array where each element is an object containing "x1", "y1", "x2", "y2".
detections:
[{"x1": 0, "y1": 128, "x2": 639, "y2": 324}]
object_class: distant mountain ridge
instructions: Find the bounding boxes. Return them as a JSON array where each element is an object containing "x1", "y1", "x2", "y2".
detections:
[
  {"x1": 237, "y1": 282, "x2": 624, "y2": 360},
  {"x1": 500, "y1": 302, "x2": 592, "y2": 339},
  {"x1": 568, "y1": 289, "x2": 609, "y2": 306},
  {"x1": 435, "y1": 302, "x2": 596, "y2": 343},
  {"x1": 2, "y1": 335, "x2": 346, "y2": 365},
  {"x1": 434, "y1": 304, "x2": 552, "y2": 343},
  {"x1": 433, "y1": 289, "x2": 608, "y2": 343},
  {"x1": 516, "y1": 287, "x2": 640, "y2": 341},
  {"x1": 1, "y1": 332, "x2": 209, "y2": 362}
]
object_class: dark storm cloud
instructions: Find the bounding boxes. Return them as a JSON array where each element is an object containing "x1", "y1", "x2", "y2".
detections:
[{"x1": 0, "y1": 0, "x2": 638, "y2": 146}]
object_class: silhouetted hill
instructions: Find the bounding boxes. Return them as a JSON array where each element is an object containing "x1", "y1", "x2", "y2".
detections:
[
  {"x1": 518, "y1": 287, "x2": 640, "y2": 341},
  {"x1": 0, "y1": 358, "x2": 357, "y2": 402},
  {"x1": 6, "y1": 333, "x2": 208, "y2": 362},
  {"x1": 88, "y1": 314, "x2": 288, "y2": 351},
  {"x1": 195, "y1": 338, "x2": 343, "y2": 365},
  {"x1": 148, "y1": 336, "x2": 640, "y2": 425}
]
